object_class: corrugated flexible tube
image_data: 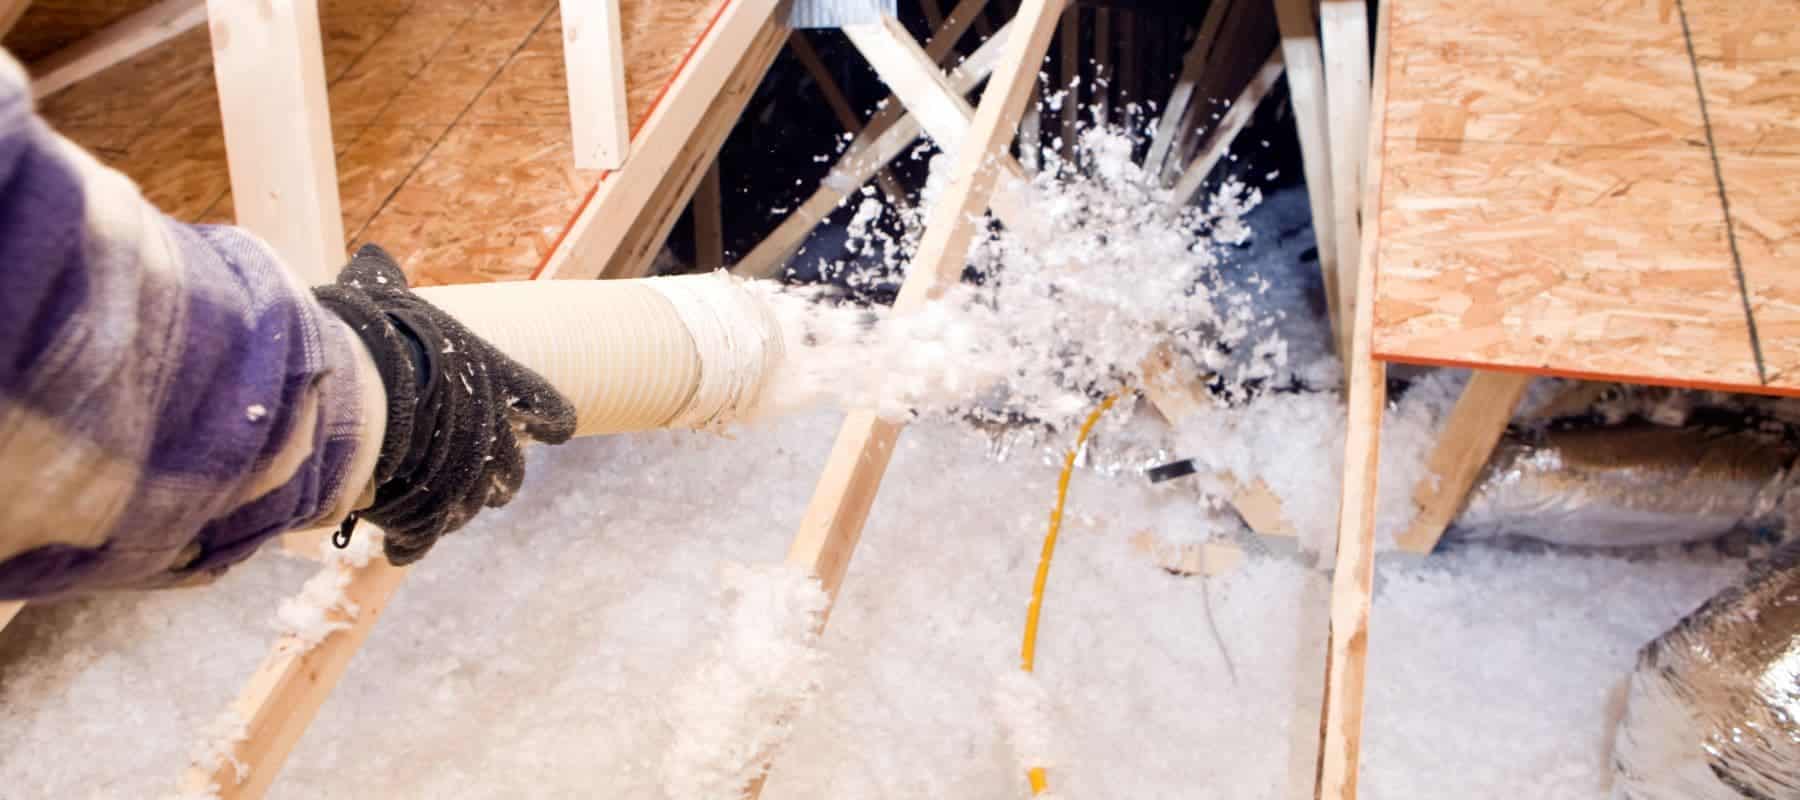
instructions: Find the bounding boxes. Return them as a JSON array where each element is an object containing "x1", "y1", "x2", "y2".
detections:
[{"x1": 413, "y1": 272, "x2": 785, "y2": 438}]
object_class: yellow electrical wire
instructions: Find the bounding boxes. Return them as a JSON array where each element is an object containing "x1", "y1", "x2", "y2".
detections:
[{"x1": 1018, "y1": 391, "x2": 1122, "y2": 796}]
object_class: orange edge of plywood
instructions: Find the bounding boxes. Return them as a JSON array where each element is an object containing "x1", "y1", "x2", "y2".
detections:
[
  {"x1": 1371, "y1": 350, "x2": 1794, "y2": 398},
  {"x1": 529, "y1": 0, "x2": 736, "y2": 281}
]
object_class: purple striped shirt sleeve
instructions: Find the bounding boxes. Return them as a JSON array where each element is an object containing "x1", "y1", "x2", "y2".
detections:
[{"x1": 0, "y1": 54, "x2": 384, "y2": 599}]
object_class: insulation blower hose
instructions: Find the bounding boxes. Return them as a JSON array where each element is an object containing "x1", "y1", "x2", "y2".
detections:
[{"x1": 413, "y1": 272, "x2": 785, "y2": 438}]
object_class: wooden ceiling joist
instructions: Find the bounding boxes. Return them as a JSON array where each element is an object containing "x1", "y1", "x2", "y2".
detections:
[
  {"x1": 1316, "y1": 1, "x2": 1387, "y2": 797},
  {"x1": 539, "y1": 0, "x2": 787, "y2": 281},
  {"x1": 28, "y1": 0, "x2": 204, "y2": 99},
  {"x1": 751, "y1": 0, "x2": 1070, "y2": 790},
  {"x1": 731, "y1": 7, "x2": 1012, "y2": 279}
]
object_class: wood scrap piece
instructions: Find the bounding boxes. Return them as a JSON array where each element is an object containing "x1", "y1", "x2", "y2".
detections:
[
  {"x1": 694, "y1": 159, "x2": 724, "y2": 270},
  {"x1": 1394, "y1": 370, "x2": 1533, "y2": 554},
  {"x1": 1273, "y1": 0, "x2": 1343, "y2": 364},
  {"x1": 182, "y1": 557, "x2": 409, "y2": 799},
  {"x1": 1315, "y1": 1, "x2": 1389, "y2": 796},
  {"x1": 1131, "y1": 532, "x2": 1244, "y2": 577},
  {"x1": 1230, "y1": 477, "x2": 1295, "y2": 538},
  {"x1": 1320, "y1": 0, "x2": 1370, "y2": 352},
  {"x1": 1169, "y1": 47, "x2": 1283, "y2": 205},
  {"x1": 562, "y1": 0, "x2": 631, "y2": 169},
  {"x1": 0, "y1": 600, "x2": 23, "y2": 633},
  {"x1": 1140, "y1": 342, "x2": 1208, "y2": 423},
  {"x1": 730, "y1": 17, "x2": 1014, "y2": 278},
  {"x1": 841, "y1": 16, "x2": 1035, "y2": 229},
  {"x1": 787, "y1": 30, "x2": 908, "y2": 205},
  {"x1": 539, "y1": 0, "x2": 788, "y2": 280},
  {"x1": 30, "y1": 0, "x2": 205, "y2": 99},
  {"x1": 1140, "y1": 347, "x2": 1298, "y2": 539},
  {"x1": 1143, "y1": 0, "x2": 1229, "y2": 178}
]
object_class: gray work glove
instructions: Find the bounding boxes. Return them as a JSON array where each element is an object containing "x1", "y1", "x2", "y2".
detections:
[{"x1": 313, "y1": 245, "x2": 577, "y2": 565}]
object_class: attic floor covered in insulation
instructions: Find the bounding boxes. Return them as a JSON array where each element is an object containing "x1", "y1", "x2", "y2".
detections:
[{"x1": 2, "y1": 0, "x2": 1794, "y2": 798}]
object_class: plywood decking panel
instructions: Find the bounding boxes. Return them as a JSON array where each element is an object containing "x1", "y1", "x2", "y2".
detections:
[
  {"x1": 1389, "y1": 0, "x2": 1685, "y2": 60},
  {"x1": 1383, "y1": 49, "x2": 1705, "y2": 149},
  {"x1": 1373, "y1": 0, "x2": 1800, "y2": 395},
  {"x1": 1371, "y1": 139, "x2": 1759, "y2": 388},
  {"x1": 1682, "y1": 0, "x2": 1800, "y2": 64},
  {"x1": 1727, "y1": 154, "x2": 1800, "y2": 387},
  {"x1": 1693, "y1": 58, "x2": 1800, "y2": 157}
]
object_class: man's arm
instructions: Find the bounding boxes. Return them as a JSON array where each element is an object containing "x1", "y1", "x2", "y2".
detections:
[{"x1": 0, "y1": 53, "x2": 385, "y2": 598}]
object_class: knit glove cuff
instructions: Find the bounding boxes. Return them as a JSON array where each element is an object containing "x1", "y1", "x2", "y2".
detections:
[{"x1": 313, "y1": 245, "x2": 576, "y2": 565}]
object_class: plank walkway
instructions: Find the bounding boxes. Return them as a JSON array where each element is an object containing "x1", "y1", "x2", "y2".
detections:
[
  {"x1": 18, "y1": 0, "x2": 722, "y2": 285},
  {"x1": 1371, "y1": 0, "x2": 1799, "y2": 393}
]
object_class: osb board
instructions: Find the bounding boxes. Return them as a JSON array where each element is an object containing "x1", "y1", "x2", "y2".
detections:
[
  {"x1": 620, "y1": 0, "x2": 726, "y2": 131},
  {"x1": 1682, "y1": 0, "x2": 1800, "y2": 64},
  {"x1": 1371, "y1": 0, "x2": 1800, "y2": 395},
  {"x1": 31, "y1": 0, "x2": 727, "y2": 284},
  {"x1": 1727, "y1": 154, "x2": 1800, "y2": 387}
]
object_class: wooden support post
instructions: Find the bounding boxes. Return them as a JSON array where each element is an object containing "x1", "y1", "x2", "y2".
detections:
[
  {"x1": 207, "y1": 0, "x2": 348, "y2": 559},
  {"x1": 749, "y1": 8, "x2": 1067, "y2": 782},
  {"x1": 1320, "y1": 0, "x2": 1369, "y2": 364},
  {"x1": 1118, "y1": 11, "x2": 1136, "y2": 123},
  {"x1": 788, "y1": 30, "x2": 908, "y2": 205},
  {"x1": 1092, "y1": 8, "x2": 1109, "y2": 126},
  {"x1": 207, "y1": 0, "x2": 342, "y2": 285},
  {"x1": 786, "y1": 0, "x2": 1064, "y2": 664},
  {"x1": 0, "y1": 0, "x2": 30, "y2": 40},
  {"x1": 1273, "y1": 0, "x2": 1343, "y2": 366},
  {"x1": 694, "y1": 159, "x2": 724, "y2": 271},
  {"x1": 1058, "y1": 6, "x2": 1078, "y2": 161},
  {"x1": 1394, "y1": 371, "x2": 1532, "y2": 554},
  {"x1": 920, "y1": 0, "x2": 944, "y2": 28},
  {"x1": 731, "y1": 17, "x2": 1013, "y2": 279},
  {"x1": 30, "y1": 0, "x2": 206, "y2": 99},
  {"x1": 0, "y1": 599, "x2": 23, "y2": 633},
  {"x1": 1168, "y1": 47, "x2": 1282, "y2": 206},
  {"x1": 1315, "y1": 1, "x2": 1388, "y2": 796},
  {"x1": 861, "y1": 0, "x2": 993, "y2": 135},
  {"x1": 731, "y1": 0, "x2": 995, "y2": 277},
  {"x1": 595, "y1": 18, "x2": 786, "y2": 279},
  {"x1": 1019, "y1": 84, "x2": 1041, "y2": 172},
  {"x1": 1143, "y1": 0, "x2": 1228, "y2": 180},
  {"x1": 841, "y1": 16, "x2": 1034, "y2": 229},
  {"x1": 538, "y1": 0, "x2": 788, "y2": 280},
  {"x1": 182, "y1": 557, "x2": 408, "y2": 799},
  {"x1": 561, "y1": 0, "x2": 631, "y2": 170}
]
